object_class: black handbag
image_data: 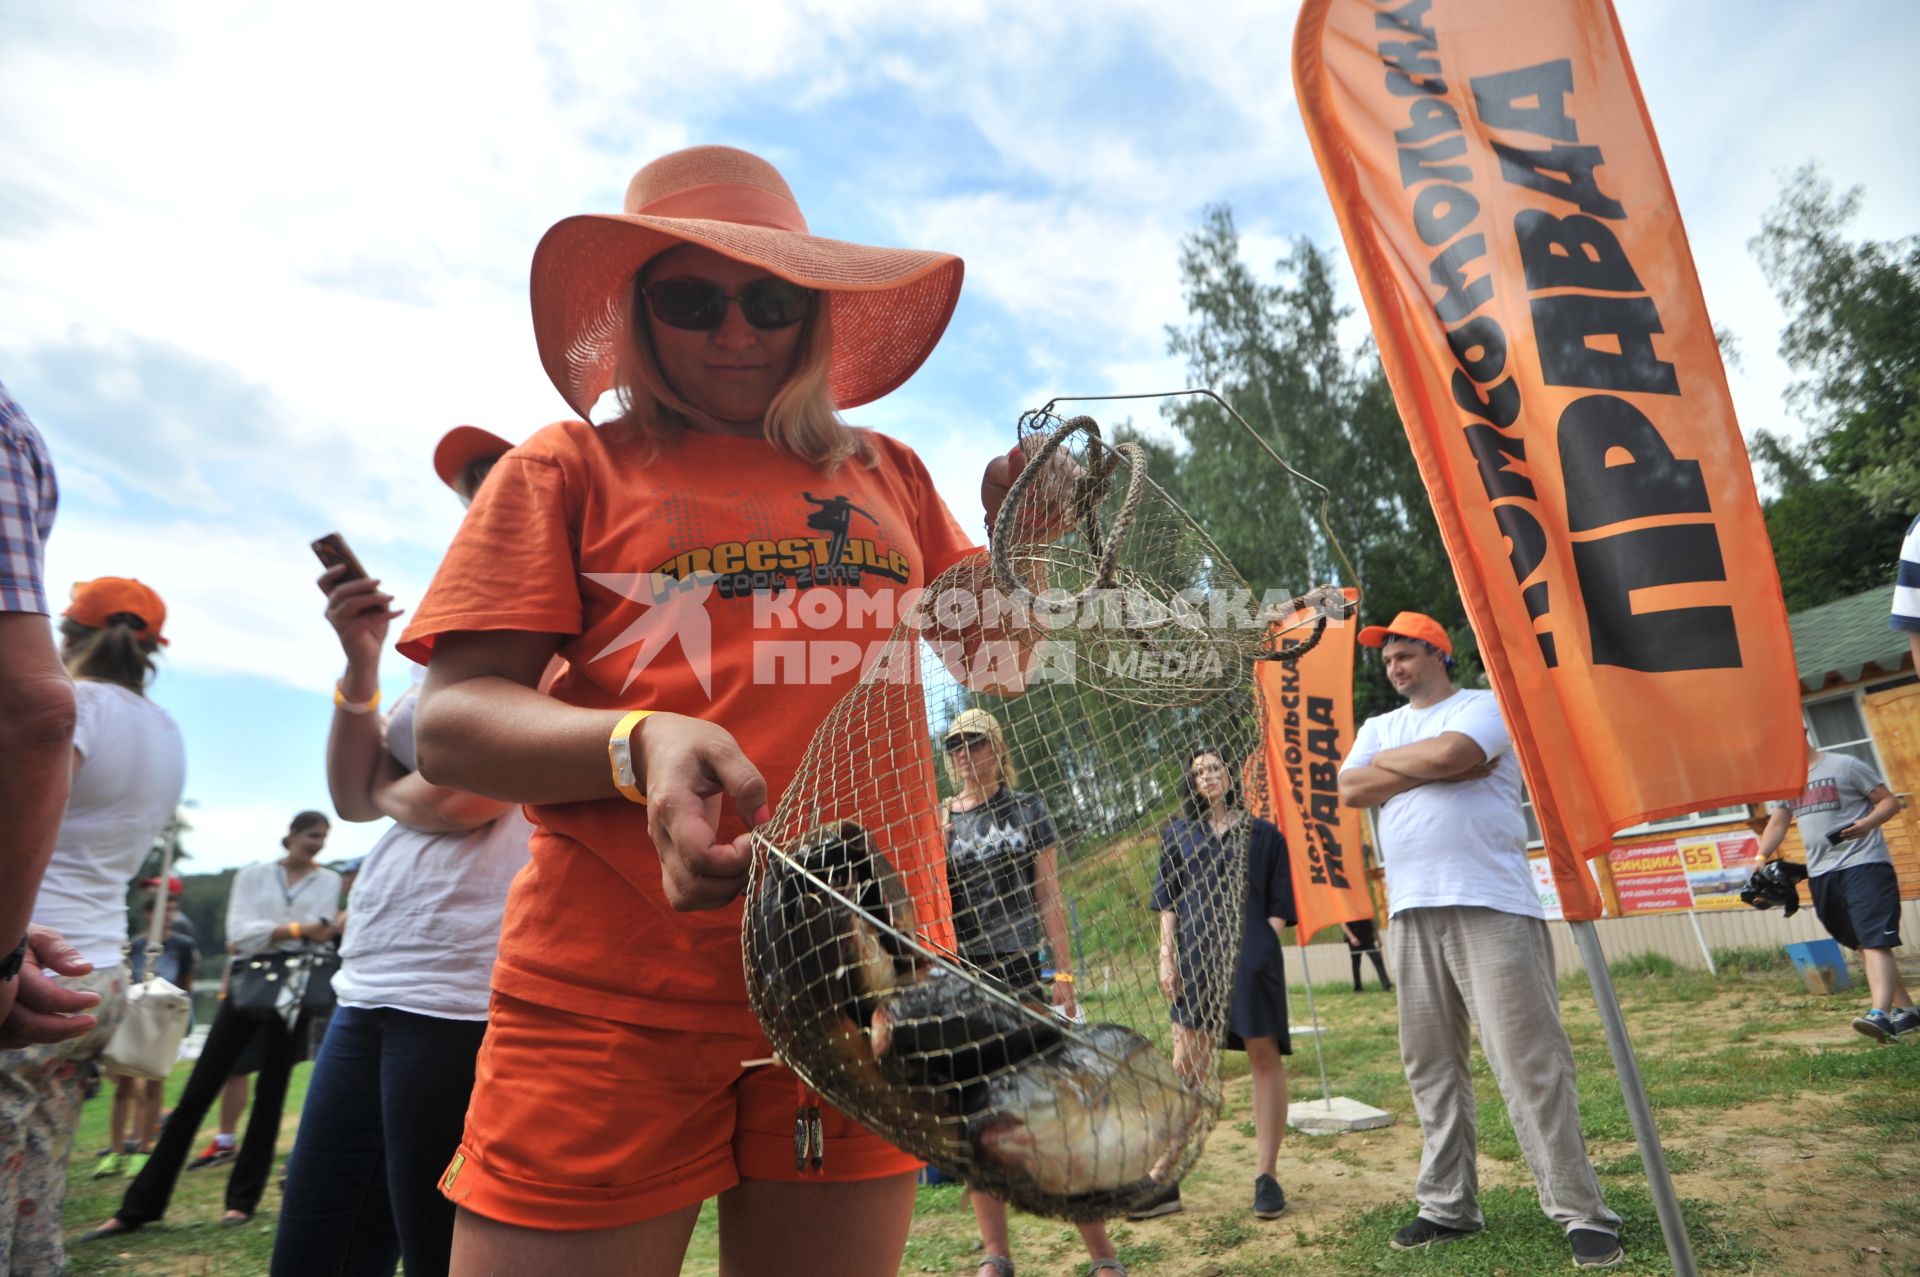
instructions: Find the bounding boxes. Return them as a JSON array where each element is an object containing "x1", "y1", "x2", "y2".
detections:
[{"x1": 231, "y1": 950, "x2": 340, "y2": 1022}]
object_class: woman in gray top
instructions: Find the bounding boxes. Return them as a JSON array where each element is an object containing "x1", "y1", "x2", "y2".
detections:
[{"x1": 939, "y1": 708, "x2": 1124, "y2": 1277}]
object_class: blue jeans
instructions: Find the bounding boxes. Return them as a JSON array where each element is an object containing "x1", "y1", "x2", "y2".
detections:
[{"x1": 270, "y1": 1006, "x2": 487, "y2": 1277}]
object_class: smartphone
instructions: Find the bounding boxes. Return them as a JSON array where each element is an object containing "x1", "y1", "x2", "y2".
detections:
[{"x1": 311, "y1": 532, "x2": 369, "y2": 583}]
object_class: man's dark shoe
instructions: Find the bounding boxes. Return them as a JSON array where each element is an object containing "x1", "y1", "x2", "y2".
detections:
[
  {"x1": 1569, "y1": 1228, "x2": 1624, "y2": 1268},
  {"x1": 1252, "y1": 1174, "x2": 1286, "y2": 1219},
  {"x1": 1388, "y1": 1215, "x2": 1480, "y2": 1250},
  {"x1": 1125, "y1": 1182, "x2": 1182, "y2": 1220}
]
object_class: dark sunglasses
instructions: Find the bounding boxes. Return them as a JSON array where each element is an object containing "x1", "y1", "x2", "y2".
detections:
[
  {"x1": 946, "y1": 733, "x2": 990, "y2": 753},
  {"x1": 638, "y1": 276, "x2": 814, "y2": 331}
]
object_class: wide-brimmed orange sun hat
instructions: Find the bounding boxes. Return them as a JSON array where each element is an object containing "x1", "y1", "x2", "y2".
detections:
[
  {"x1": 530, "y1": 145, "x2": 964, "y2": 420},
  {"x1": 65, "y1": 577, "x2": 169, "y2": 645}
]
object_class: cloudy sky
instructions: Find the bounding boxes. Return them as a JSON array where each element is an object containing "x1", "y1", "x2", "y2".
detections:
[{"x1": 4, "y1": 0, "x2": 1915, "y2": 872}]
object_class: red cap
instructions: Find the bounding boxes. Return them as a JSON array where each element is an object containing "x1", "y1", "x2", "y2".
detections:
[
  {"x1": 65, "y1": 578, "x2": 168, "y2": 646},
  {"x1": 139, "y1": 875, "x2": 184, "y2": 896},
  {"x1": 1356, "y1": 610, "x2": 1452, "y2": 657},
  {"x1": 432, "y1": 426, "x2": 514, "y2": 493}
]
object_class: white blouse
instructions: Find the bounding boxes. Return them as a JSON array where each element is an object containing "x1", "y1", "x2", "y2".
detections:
[{"x1": 226, "y1": 860, "x2": 342, "y2": 957}]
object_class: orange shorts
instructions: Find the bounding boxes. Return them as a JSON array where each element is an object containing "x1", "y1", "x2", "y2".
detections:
[{"x1": 438, "y1": 992, "x2": 921, "y2": 1230}]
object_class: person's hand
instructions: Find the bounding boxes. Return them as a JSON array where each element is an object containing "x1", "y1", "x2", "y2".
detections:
[
  {"x1": 980, "y1": 445, "x2": 1081, "y2": 540},
  {"x1": 1051, "y1": 976, "x2": 1078, "y2": 1019},
  {"x1": 0, "y1": 925, "x2": 100, "y2": 1048},
  {"x1": 1158, "y1": 951, "x2": 1180, "y2": 1002},
  {"x1": 317, "y1": 564, "x2": 403, "y2": 670},
  {"x1": 305, "y1": 918, "x2": 340, "y2": 946},
  {"x1": 637, "y1": 713, "x2": 771, "y2": 910},
  {"x1": 1830, "y1": 821, "x2": 1862, "y2": 843},
  {"x1": 981, "y1": 445, "x2": 1023, "y2": 531}
]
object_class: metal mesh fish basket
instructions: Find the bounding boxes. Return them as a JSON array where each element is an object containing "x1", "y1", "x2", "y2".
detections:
[{"x1": 742, "y1": 410, "x2": 1345, "y2": 1220}]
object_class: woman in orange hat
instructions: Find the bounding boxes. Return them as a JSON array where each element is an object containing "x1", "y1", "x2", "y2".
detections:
[
  {"x1": 0, "y1": 578, "x2": 185, "y2": 1275},
  {"x1": 397, "y1": 145, "x2": 1019, "y2": 1276}
]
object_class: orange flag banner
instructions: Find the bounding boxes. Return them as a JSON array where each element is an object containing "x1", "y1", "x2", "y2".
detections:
[
  {"x1": 1293, "y1": 0, "x2": 1804, "y2": 918},
  {"x1": 1254, "y1": 592, "x2": 1375, "y2": 942}
]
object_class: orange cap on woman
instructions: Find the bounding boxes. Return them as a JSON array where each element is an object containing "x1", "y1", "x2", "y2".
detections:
[{"x1": 64, "y1": 577, "x2": 168, "y2": 645}]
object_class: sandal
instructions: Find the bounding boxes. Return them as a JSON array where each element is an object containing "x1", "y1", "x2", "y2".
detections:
[
  {"x1": 977, "y1": 1257, "x2": 1015, "y2": 1277},
  {"x1": 1089, "y1": 1260, "x2": 1128, "y2": 1277}
]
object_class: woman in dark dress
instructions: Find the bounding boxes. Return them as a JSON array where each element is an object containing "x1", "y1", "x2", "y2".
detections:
[{"x1": 1137, "y1": 748, "x2": 1296, "y2": 1223}]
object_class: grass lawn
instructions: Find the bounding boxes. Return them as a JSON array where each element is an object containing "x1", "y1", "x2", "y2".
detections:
[{"x1": 54, "y1": 949, "x2": 1920, "y2": 1275}]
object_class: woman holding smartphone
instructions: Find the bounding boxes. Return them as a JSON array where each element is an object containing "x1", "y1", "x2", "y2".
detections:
[
  {"x1": 268, "y1": 428, "x2": 533, "y2": 1277},
  {"x1": 87, "y1": 811, "x2": 341, "y2": 1238},
  {"x1": 396, "y1": 144, "x2": 1024, "y2": 1276}
]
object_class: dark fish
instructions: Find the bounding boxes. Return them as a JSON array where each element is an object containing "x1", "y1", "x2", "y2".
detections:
[
  {"x1": 967, "y1": 1023, "x2": 1209, "y2": 1216},
  {"x1": 749, "y1": 820, "x2": 923, "y2": 1026},
  {"x1": 869, "y1": 970, "x2": 1063, "y2": 1115}
]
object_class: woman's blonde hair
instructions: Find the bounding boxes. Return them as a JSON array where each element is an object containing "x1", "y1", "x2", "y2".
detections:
[
  {"x1": 611, "y1": 269, "x2": 876, "y2": 471},
  {"x1": 941, "y1": 709, "x2": 1019, "y2": 792},
  {"x1": 59, "y1": 618, "x2": 159, "y2": 693}
]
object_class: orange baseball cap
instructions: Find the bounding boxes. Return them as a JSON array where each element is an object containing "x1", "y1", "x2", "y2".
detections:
[
  {"x1": 1356, "y1": 610, "x2": 1451, "y2": 657},
  {"x1": 432, "y1": 426, "x2": 514, "y2": 493},
  {"x1": 64, "y1": 577, "x2": 168, "y2": 645}
]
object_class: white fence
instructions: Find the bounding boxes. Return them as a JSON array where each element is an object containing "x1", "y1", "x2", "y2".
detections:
[{"x1": 1288, "y1": 899, "x2": 1920, "y2": 987}]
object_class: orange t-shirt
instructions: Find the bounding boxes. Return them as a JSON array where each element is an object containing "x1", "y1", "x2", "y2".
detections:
[{"x1": 398, "y1": 419, "x2": 978, "y2": 1032}]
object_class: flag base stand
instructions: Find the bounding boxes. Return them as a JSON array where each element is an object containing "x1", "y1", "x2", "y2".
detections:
[
  {"x1": 1287, "y1": 974, "x2": 1393, "y2": 1133},
  {"x1": 1287, "y1": 1096, "x2": 1393, "y2": 1133}
]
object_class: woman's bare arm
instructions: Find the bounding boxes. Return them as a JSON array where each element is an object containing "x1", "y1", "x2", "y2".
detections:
[
  {"x1": 370, "y1": 759, "x2": 513, "y2": 834},
  {"x1": 416, "y1": 629, "x2": 769, "y2": 909},
  {"x1": 1032, "y1": 845, "x2": 1075, "y2": 1013}
]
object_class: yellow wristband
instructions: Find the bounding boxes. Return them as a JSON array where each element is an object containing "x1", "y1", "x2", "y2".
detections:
[
  {"x1": 333, "y1": 680, "x2": 381, "y2": 715},
  {"x1": 289, "y1": 921, "x2": 303, "y2": 941},
  {"x1": 609, "y1": 710, "x2": 654, "y2": 805},
  {"x1": 1052, "y1": 971, "x2": 1074, "y2": 984}
]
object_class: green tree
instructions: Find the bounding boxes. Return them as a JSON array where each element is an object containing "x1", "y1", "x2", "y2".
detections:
[
  {"x1": 1743, "y1": 165, "x2": 1916, "y2": 609},
  {"x1": 1159, "y1": 205, "x2": 1472, "y2": 719},
  {"x1": 1751, "y1": 164, "x2": 1920, "y2": 519}
]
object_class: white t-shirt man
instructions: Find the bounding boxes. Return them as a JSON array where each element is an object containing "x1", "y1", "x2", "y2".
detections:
[
  {"x1": 33, "y1": 682, "x2": 187, "y2": 968},
  {"x1": 1340, "y1": 687, "x2": 1542, "y2": 920}
]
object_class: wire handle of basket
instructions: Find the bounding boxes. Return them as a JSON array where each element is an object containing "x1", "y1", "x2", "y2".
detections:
[
  {"x1": 1255, "y1": 583, "x2": 1357, "y2": 663},
  {"x1": 989, "y1": 414, "x2": 1148, "y2": 598},
  {"x1": 1034, "y1": 388, "x2": 1362, "y2": 591}
]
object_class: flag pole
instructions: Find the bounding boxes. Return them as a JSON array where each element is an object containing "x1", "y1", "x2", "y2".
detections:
[
  {"x1": 1297, "y1": 950, "x2": 1334, "y2": 1110},
  {"x1": 1571, "y1": 920, "x2": 1697, "y2": 1277},
  {"x1": 1686, "y1": 910, "x2": 1717, "y2": 976}
]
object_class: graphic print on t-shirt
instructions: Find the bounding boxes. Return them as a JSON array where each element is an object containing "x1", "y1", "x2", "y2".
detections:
[
  {"x1": 648, "y1": 489, "x2": 912, "y2": 599},
  {"x1": 947, "y1": 792, "x2": 1053, "y2": 957},
  {"x1": 1789, "y1": 778, "x2": 1842, "y2": 817},
  {"x1": 580, "y1": 490, "x2": 920, "y2": 695}
]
